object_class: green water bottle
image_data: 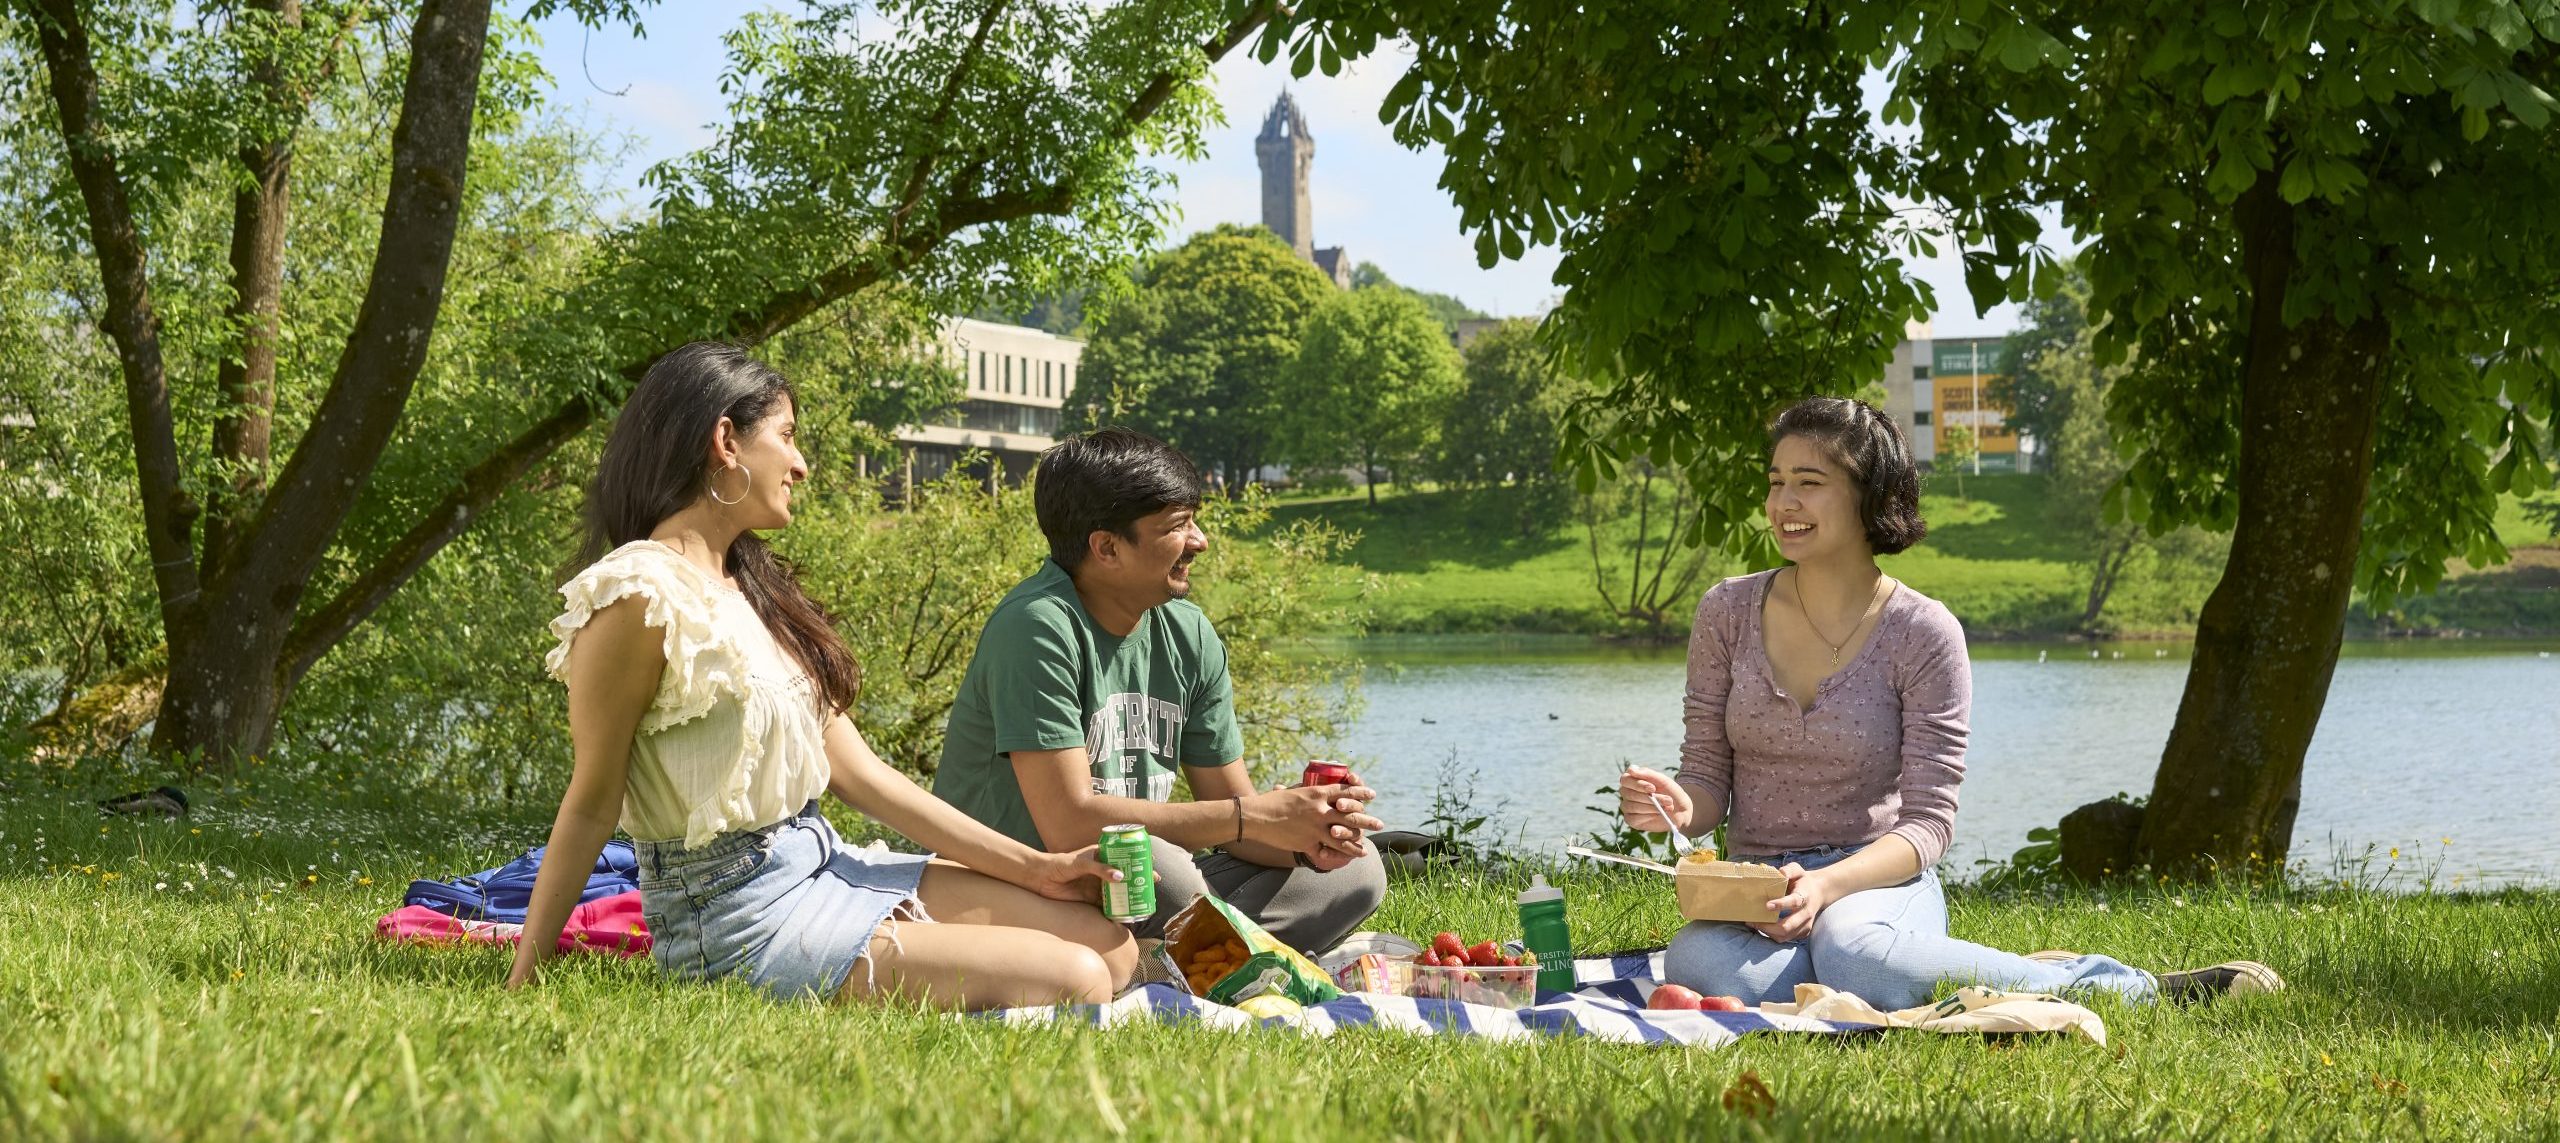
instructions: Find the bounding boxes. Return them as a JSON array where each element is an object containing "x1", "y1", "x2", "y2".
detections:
[{"x1": 1517, "y1": 874, "x2": 1574, "y2": 996}]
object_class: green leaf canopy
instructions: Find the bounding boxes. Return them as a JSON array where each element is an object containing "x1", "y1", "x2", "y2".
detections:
[{"x1": 1263, "y1": 0, "x2": 2559, "y2": 601}]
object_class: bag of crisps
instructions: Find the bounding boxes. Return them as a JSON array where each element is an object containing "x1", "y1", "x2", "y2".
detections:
[{"x1": 1160, "y1": 893, "x2": 1342, "y2": 1007}]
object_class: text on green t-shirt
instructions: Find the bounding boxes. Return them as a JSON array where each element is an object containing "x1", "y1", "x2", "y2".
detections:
[{"x1": 931, "y1": 560, "x2": 1245, "y2": 849}]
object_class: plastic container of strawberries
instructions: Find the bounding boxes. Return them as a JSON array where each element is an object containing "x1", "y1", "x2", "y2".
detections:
[{"x1": 1384, "y1": 956, "x2": 1540, "y2": 1008}]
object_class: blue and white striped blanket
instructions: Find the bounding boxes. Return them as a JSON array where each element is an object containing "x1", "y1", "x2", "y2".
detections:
[{"x1": 983, "y1": 949, "x2": 1883, "y2": 1047}]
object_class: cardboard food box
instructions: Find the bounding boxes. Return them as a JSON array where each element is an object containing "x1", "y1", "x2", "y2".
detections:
[
  {"x1": 1161, "y1": 893, "x2": 1343, "y2": 1007},
  {"x1": 1674, "y1": 855, "x2": 1789, "y2": 923}
]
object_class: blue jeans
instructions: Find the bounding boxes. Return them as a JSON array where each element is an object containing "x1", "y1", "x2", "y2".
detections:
[{"x1": 1662, "y1": 844, "x2": 2158, "y2": 1010}]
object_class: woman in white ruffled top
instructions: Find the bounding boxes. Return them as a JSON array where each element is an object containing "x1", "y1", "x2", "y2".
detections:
[{"x1": 506, "y1": 343, "x2": 1135, "y2": 1007}]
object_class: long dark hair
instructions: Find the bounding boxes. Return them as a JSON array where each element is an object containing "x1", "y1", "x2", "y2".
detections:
[{"x1": 572, "y1": 342, "x2": 860, "y2": 715}]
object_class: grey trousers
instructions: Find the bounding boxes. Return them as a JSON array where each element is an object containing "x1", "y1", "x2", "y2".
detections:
[{"x1": 1134, "y1": 837, "x2": 1387, "y2": 955}]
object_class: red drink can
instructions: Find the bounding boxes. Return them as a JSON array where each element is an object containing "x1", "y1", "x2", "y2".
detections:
[{"x1": 1301, "y1": 760, "x2": 1351, "y2": 788}]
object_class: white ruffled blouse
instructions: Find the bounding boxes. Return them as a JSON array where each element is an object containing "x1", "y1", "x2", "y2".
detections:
[{"x1": 545, "y1": 540, "x2": 832, "y2": 847}]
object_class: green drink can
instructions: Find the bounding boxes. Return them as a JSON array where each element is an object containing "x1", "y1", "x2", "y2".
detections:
[{"x1": 1098, "y1": 823, "x2": 1156, "y2": 923}]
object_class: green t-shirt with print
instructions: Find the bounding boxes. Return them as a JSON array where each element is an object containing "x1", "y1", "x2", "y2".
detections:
[{"x1": 933, "y1": 559, "x2": 1246, "y2": 850}]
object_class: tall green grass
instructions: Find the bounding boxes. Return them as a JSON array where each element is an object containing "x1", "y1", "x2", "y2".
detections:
[{"x1": 4, "y1": 775, "x2": 2554, "y2": 1141}]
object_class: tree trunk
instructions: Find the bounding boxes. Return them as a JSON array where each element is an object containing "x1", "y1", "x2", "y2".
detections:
[
  {"x1": 27, "y1": 0, "x2": 204, "y2": 650},
  {"x1": 2078, "y1": 537, "x2": 2132, "y2": 632},
  {"x1": 153, "y1": 0, "x2": 494, "y2": 768},
  {"x1": 154, "y1": 659, "x2": 292, "y2": 764},
  {"x1": 2138, "y1": 181, "x2": 2389, "y2": 876},
  {"x1": 1628, "y1": 464, "x2": 1653, "y2": 617},
  {"x1": 203, "y1": 0, "x2": 303, "y2": 582}
]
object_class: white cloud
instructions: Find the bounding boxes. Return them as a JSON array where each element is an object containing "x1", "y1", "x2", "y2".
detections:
[
  {"x1": 1171, "y1": 168, "x2": 1262, "y2": 231},
  {"x1": 617, "y1": 79, "x2": 721, "y2": 157}
]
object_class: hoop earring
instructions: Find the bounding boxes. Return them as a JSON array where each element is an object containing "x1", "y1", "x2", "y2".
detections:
[{"x1": 710, "y1": 463, "x2": 752, "y2": 506}]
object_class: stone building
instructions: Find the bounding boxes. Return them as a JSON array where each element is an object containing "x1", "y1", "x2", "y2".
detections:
[{"x1": 1255, "y1": 92, "x2": 1352, "y2": 288}]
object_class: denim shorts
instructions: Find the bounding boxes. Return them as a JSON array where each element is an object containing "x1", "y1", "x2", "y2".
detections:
[{"x1": 633, "y1": 801, "x2": 933, "y2": 1003}]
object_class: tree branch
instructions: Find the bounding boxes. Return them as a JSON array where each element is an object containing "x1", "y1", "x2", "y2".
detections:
[
  {"x1": 25, "y1": 0, "x2": 205, "y2": 648},
  {"x1": 886, "y1": 0, "x2": 1013, "y2": 246},
  {"x1": 1583, "y1": 494, "x2": 1619, "y2": 615},
  {"x1": 281, "y1": 391, "x2": 591, "y2": 685},
  {"x1": 210, "y1": 0, "x2": 493, "y2": 669},
  {"x1": 204, "y1": 0, "x2": 306, "y2": 583},
  {"x1": 281, "y1": 2, "x2": 1277, "y2": 681},
  {"x1": 1639, "y1": 478, "x2": 1690, "y2": 613}
]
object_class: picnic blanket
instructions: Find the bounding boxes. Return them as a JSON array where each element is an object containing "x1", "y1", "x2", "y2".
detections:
[
  {"x1": 367, "y1": 895, "x2": 2106, "y2": 1045},
  {"x1": 376, "y1": 890, "x2": 651, "y2": 957},
  {"x1": 981, "y1": 948, "x2": 2108, "y2": 1047}
]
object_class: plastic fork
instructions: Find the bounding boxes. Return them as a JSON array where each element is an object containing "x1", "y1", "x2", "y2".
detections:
[{"x1": 1620, "y1": 763, "x2": 1696, "y2": 859}]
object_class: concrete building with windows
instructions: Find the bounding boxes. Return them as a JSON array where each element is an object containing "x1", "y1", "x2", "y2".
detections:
[
  {"x1": 894, "y1": 317, "x2": 1081, "y2": 485},
  {"x1": 1926, "y1": 335, "x2": 2026, "y2": 472},
  {"x1": 1877, "y1": 327, "x2": 2032, "y2": 473},
  {"x1": 1878, "y1": 326, "x2": 1938, "y2": 466}
]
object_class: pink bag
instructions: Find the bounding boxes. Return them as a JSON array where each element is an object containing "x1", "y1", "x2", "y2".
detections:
[{"x1": 377, "y1": 889, "x2": 651, "y2": 957}]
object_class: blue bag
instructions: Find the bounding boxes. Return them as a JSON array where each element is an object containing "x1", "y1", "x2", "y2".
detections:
[{"x1": 402, "y1": 840, "x2": 640, "y2": 923}]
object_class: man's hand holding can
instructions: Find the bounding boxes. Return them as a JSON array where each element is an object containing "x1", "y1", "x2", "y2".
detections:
[{"x1": 1300, "y1": 759, "x2": 1371, "y2": 870}]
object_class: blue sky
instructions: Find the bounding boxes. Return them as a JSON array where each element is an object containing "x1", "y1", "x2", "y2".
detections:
[{"x1": 524, "y1": 3, "x2": 2042, "y2": 335}]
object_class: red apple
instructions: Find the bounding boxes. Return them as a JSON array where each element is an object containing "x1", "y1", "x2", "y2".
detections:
[
  {"x1": 1647, "y1": 984, "x2": 1706, "y2": 1011},
  {"x1": 1698, "y1": 995, "x2": 1747, "y2": 1012}
]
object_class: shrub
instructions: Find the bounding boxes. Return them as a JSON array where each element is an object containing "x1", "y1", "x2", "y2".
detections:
[{"x1": 781, "y1": 469, "x2": 1375, "y2": 789}]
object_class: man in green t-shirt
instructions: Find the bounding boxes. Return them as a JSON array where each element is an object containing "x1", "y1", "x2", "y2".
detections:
[{"x1": 934, "y1": 428, "x2": 1387, "y2": 952}]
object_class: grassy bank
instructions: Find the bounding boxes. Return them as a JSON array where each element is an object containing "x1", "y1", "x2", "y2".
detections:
[
  {"x1": 1266, "y1": 478, "x2": 2560, "y2": 638},
  {"x1": 4, "y1": 778, "x2": 2555, "y2": 1140}
]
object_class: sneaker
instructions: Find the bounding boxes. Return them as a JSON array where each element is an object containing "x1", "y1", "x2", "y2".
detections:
[
  {"x1": 2156, "y1": 960, "x2": 2285, "y2": 1004},
  {"x1": 98, "y1": 785, "x2": 188, "y2": 819}
]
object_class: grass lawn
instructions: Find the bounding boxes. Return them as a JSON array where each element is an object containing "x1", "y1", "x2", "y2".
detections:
[
  {"x1": 1263, "y1": 481, "x2": 1616, "y2": 633},
  {"x1": 5, "y1": 775, "x2": 2555, "y2": 1140},
  {"x1": 1266, "y1": 479, "x2": 2560, "y2": 639},
  {"x1": 1266, "y1": 477, "x2": 2120, "y2": 636}
]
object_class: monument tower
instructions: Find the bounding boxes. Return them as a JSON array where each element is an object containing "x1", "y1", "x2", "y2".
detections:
[{"x1": 1254, "y1": 92, "x2": 1351, "y2": 287}]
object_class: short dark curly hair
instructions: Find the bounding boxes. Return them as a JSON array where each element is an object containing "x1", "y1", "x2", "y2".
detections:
[{"x1": 1767, "y1": 397, "x2": 1928, "y2": 555}]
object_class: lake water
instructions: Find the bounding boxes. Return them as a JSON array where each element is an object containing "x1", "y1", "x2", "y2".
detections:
[{"x1": 1329, "y1": 637, "x2": 2560, "y2": 887}]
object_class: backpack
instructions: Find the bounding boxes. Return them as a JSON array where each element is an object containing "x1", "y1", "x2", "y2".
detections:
[{"x1": 402, "y1": 840, "x2": 640, "y2": 924}]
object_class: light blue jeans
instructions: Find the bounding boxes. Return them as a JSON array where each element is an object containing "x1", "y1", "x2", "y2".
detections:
[{"x1": 1662, "y1": 843, "x2": 2158, "y2": 1010}]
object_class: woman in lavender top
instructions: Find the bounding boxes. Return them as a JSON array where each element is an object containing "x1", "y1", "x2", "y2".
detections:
[{"x1": 1619, "y1": 398, "x2": 2281, "y2": 1009}]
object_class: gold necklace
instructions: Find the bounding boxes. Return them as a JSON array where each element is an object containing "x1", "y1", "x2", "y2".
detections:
[{"x1": 1792, "y1": 568, "x2": 1889, "y2": 669}]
